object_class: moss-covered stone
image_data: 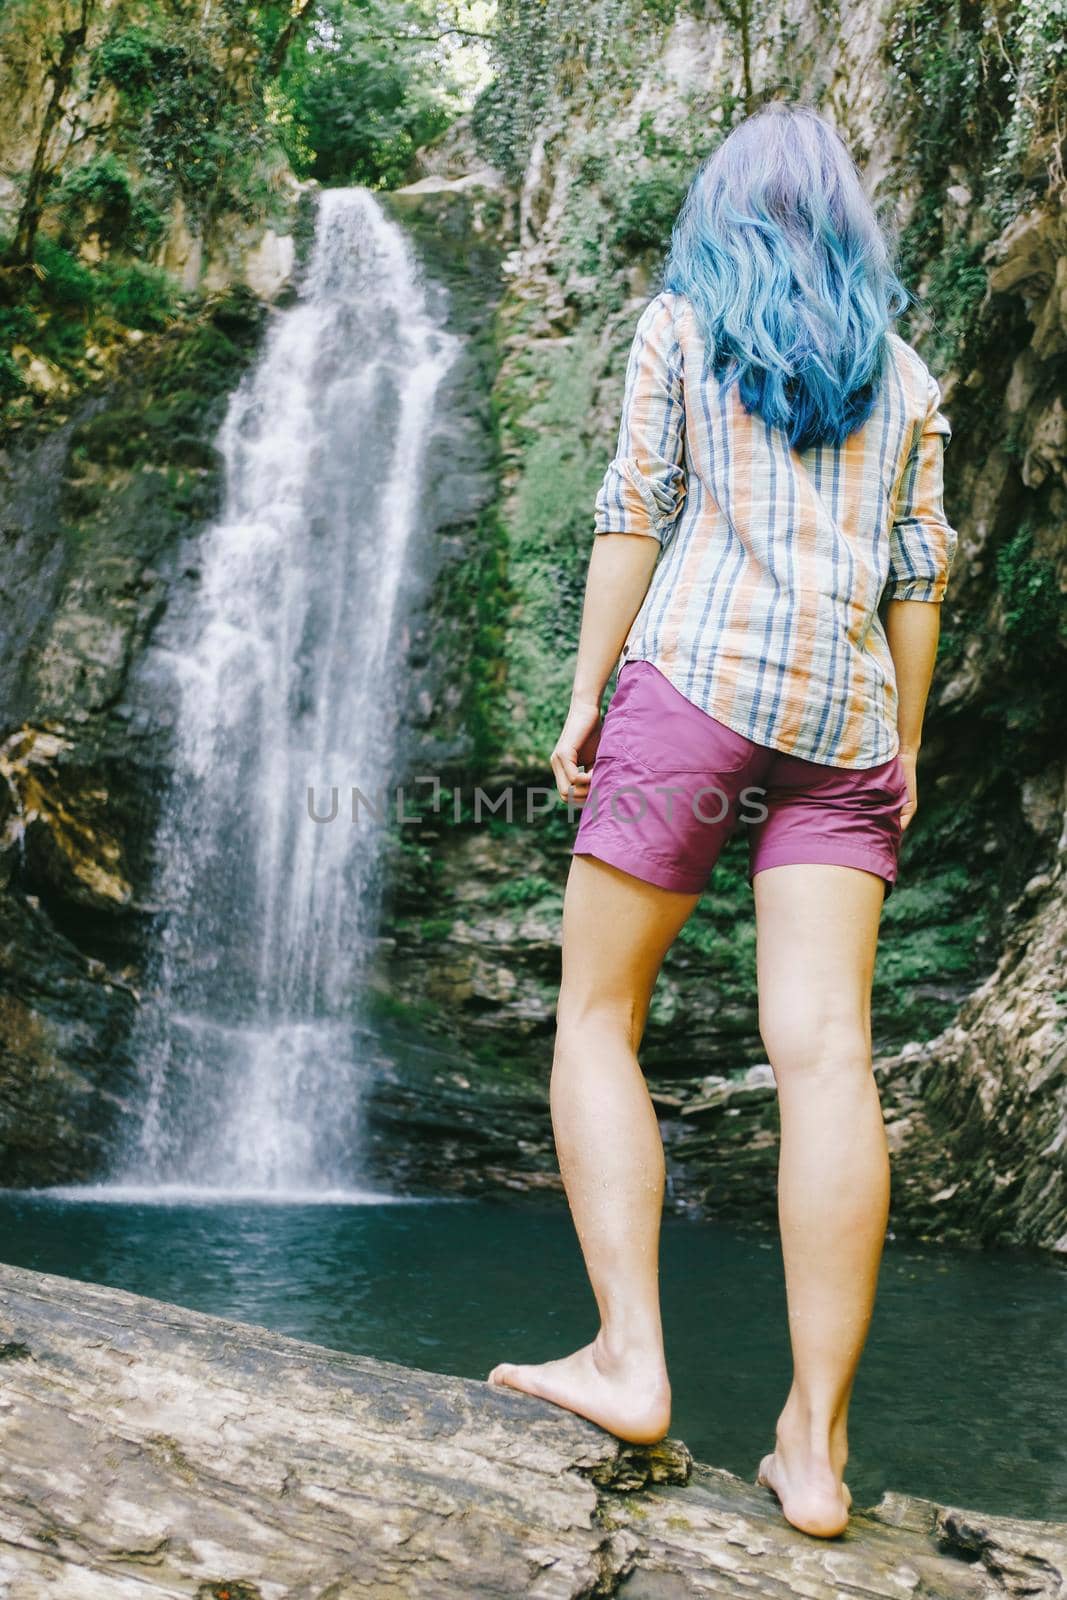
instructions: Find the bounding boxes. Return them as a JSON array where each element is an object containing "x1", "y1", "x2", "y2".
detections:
[{"x1": 0, "y1": 285, "x2": 267, "y2": 1183}]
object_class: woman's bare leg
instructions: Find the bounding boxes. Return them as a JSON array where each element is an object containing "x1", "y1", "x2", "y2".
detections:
[
  {"x1": 487, "y1": 852, "x2": 699, "y2": 1442},
  {"x1": 752, "y1": 862, "x2": 889, "y2": 1537}
]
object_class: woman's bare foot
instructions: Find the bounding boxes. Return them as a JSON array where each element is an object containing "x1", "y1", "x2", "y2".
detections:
[
  {"x1": 756, "y1": 1449, "x2": 852, "y2": 1537},
  {"x1": 486, "y1": 1332, "x2": 671, "y2": 1445},
  {"x1": 755, "y1": 1406, "x2": 852, "y2": 1538}
]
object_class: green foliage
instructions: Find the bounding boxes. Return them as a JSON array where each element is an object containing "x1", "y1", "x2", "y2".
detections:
[
  {"x1": 872, "y1": 863, "x2": 992, "y2": 1043},
  {"x1": 995, "y1": 527, "x2": 1067, "y2": 663},
  {"x1": 676, "y1": 854, "x2": 756, "y2": 981},
  {"x1": 0, "y1": 301, "x2": 36, "y2": 399},
  {"x1": 886, "y1": 0, "x2": 1000, "y2": 174},
  {"x1": 484, "y1": 873, "x2": 561, "y2": 907},
  {"x1": 96, "y1": 261, "x2": 180, "y2": 329},
  {"x1": 67, "y1": 286, "x2": 264, "y2": 469},
  {"x1": 471, "y1": 0, "x2": 646, "y2": 181},
  {"x1": 893, "y1": 189, "x2": 941, "y2": 292},
  {"x1": 54, "y1": 155, "x2": 165, "y2": 255},
  {"x1": 274, "y1": 0, "x2": 462, "y2": 189},
  {"x1": 886, "y1": 0, "x2": 1067, "y2": 227},
  {"x1": 987, "y1": 0, "x2": 1067, "y2": 197},
  {"x1": 878, "y1": 3, "x2": 1065, "y2": 853},
  {"x1": 32, "y1": 237, "x2": 179, "y2": 328},
  {"x1": 2, "y1": 0, "x2": 483, "y2": 423},
  {"x1": 91, "y1": 21, "x2": 274, "y2": 220},
  {"x1": 462, "y1": 505, "x2": 514, "y2": 768},
  {"x1": 635, "y1": 105, "x2": 732, "y2": 164},
  {"x1": 915, "y1": 235, "x2": 990, "y2": 371},
  {"x1": 472, "y1": 6, "x2": 730, "y2": 298},
  {"x1": 0, "y1": 231, "x2": 257, "y2": 423},
  {"x1": 33, "y1": 236, "x2": 96, "y2": 311},
  {"x1": 496, "y1": 321, "x2": 610, "y2": 759},
  {"x1": 418, "y1": 916, "x2": 459, "y2": 941},
  {"x1": 613, "y1": 173, "x2": 688, "y2": 253},
  {"x1": 263, "y1": 81, "x2": 315, "y2": 176},
  {"x1": 879, "y1": 864, "x2": 972, "y2": 931},
  {"x1": 91, "y1": 23, "x2": 163, "y2": 103},
  {"x1": 884, "y1": 0, "x2": 1067, "y2": 357},
  {"x1": 936, "y1": 628, "x2": 963, "y2": 668}
]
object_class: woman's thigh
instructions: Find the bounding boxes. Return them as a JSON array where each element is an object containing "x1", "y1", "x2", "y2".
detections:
[
  {"x1": 753, "y1": 863, "x2": 885, "y2": 1072},
  {"x1": 559, "y1": 854, "x2": 700, "y2": 1048}
]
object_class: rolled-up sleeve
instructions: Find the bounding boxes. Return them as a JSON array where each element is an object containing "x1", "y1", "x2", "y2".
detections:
[
  {"x1": 593, "y1": 293, "x2": 688, "y2": 546},
  {"x1": 886, "y1": 370, "x2": 958, "y2": 602}
]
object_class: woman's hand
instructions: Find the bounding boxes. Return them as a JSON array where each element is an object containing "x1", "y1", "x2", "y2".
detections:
[
  {"x1": 556, "y1": 535, "x2": 660, "y2": 805},
  {"x1": 898, "y1": 749, "x2": 918, "y2": 831},
  {"x1": 885, "y1": 600, "x2": 940, "y2": 833},
  {"x1": 551, "y1": 698, "x2": 602, "y2": 804}
]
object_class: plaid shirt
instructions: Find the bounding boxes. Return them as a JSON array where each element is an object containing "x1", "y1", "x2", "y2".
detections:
[{"x1": 593, "y1": 290, "x2": 958, "y2": 769}]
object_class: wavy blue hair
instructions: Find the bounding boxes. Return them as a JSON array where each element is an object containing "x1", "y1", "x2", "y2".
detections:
[{"x1": 662, "y1": 102, "x2": 912, "y2": 450}]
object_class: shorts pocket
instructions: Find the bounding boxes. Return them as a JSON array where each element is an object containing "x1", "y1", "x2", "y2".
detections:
[
  {"x1": 598, "y1": 662, "x2": 756, "y2": 777},
  {"x1": 850, "y1": 755, "x2": 909, "y2": 832},
  {"x1": 874, "y1": 754, "x2": 910, "y2": 805},
  {"x1": 616, "y1": 701, "x2": 755, "y2": 777}
]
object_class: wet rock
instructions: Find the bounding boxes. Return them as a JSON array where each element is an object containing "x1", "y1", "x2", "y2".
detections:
[
  {"x1": 875, "y1": 844, "x2": 1067, "y2": 1253},
  {"x1": 0, "y1": 1263, "x2": 1063, "y2": 1598},
  {"x1": 0, "y1": 893, "x2": 138, "y2": 1184},
  {"x1": 0, "y1": 726, "x2": 132, "y2": 914},
  {"x1": 988, "y1": 207, "x2": 1067, "y2": 362},
  {"x1": 0, "y1": 294, "x2": 267, "y2": 1185}
]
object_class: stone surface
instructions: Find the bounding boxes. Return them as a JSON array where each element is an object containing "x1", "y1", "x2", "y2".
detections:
[
  {"x1": 876, "y1": 849, "x2": 1067, "y2": 1253},
  {"x1": 0, "y1": 292, "x2": 267, "y2": 1184},
  {"x1": 241, "y1": 226, "x2": 298, "y2": 301},
  {"x1": 1, "y1": 1262, "x2": 1064, "y2": 1599}
]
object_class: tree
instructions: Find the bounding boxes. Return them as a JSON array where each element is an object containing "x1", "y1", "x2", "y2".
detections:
[
  {"x1": 274, "y1": 0, "x2": 472, "y2": 188},
  {"x1": 711, "y1": 0, "x2": 753, "y2": 105},
  {"x1": 6, "y1": 0, "x2": 97, "y2": 265}
]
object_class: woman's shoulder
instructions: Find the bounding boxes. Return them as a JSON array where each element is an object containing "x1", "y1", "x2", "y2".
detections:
[
  {"x1": 634, "y1": 288, "x2": 689, "y2": 331},
  {"x1": 643, "y1": 289, "x2": 701, "y2": 358},
  {"x1": 885, "y1": 327, "x2": 923, "y2": 369},
  {"x1": 622, "y1": 290, "x2": 692, "y2": 366},
  {"x1": 657, "y1": 288, "x2": 692, "y2": 327},
  {"x1": 885, "y1": 329, "x2": 943, "y2": 407}
]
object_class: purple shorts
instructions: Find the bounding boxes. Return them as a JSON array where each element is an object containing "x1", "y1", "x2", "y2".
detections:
[{"x1": 572, "y1": 660, "x2": 909, "y2": 898}]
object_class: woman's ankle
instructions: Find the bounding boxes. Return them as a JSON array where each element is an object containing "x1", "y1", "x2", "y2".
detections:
[
  {"x1": 592, "y1": 1325, "x2": 669, "y2": 1381},
  {"x1": 775, "y1": 1389, "x2": 849, "y2": 1475}
]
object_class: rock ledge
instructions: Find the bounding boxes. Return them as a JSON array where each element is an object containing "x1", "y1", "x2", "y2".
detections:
[{"x1": 0, "y1": 1263, "x2": 1063, "y2": 1598}]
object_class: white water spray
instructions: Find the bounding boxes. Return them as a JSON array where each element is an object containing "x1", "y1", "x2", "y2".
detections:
[{"x1": 114, "y1": 189, "x2": 460, "y2": 1197}]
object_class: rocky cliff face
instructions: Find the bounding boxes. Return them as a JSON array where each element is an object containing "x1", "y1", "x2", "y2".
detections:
[
  {"x1": 0, "y1": 0, "x2": 305, "y2": 1178},
  {"x1": 0, "y1": 289, "x2": 272, "y2": 1180},
  {"x1": 368, "y1": 0, "x2": 1067, "y2": 1251}
]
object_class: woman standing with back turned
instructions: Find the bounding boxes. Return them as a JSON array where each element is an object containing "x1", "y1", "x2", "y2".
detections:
[{"x1": 488, "y1": 101, "x2": 958, "y2": 1539}]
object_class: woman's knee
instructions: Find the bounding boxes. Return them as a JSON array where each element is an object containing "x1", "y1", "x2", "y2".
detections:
[
  {"x1": 760, "y1": 1012, "x2": 871, "y2": 1080},
  {"x1": 555, "y1": 985, "x2": 644, "y2": 1055}
]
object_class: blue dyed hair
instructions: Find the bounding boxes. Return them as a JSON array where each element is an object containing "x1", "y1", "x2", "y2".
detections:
[{"x1": 662, "y1": 102, "x2": 912, "y2": 450}]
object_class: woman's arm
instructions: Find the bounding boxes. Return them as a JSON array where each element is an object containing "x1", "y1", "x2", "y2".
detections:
[
  {"x1": 884, "y1": 598, "x2": 941, "y2": 831},
  {"x1": 551, "y1": 534, "x2": 659, "y2": 802},
  {"x1": 882, "y1": 368, "x2": 958, "y2": 831},
  {"x1": 552, "y1": 294, "x2": 689, "y2": 804}
]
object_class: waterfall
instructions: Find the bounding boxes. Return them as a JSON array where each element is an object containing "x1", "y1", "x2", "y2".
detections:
[{"x1": 113, "y1": 188, "x2": 461, "y2": 1199}]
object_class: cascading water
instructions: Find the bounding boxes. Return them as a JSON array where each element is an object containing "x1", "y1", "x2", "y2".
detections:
[{"x1": 112, "y1": 188, "x2": 460, "y2": 1198}]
